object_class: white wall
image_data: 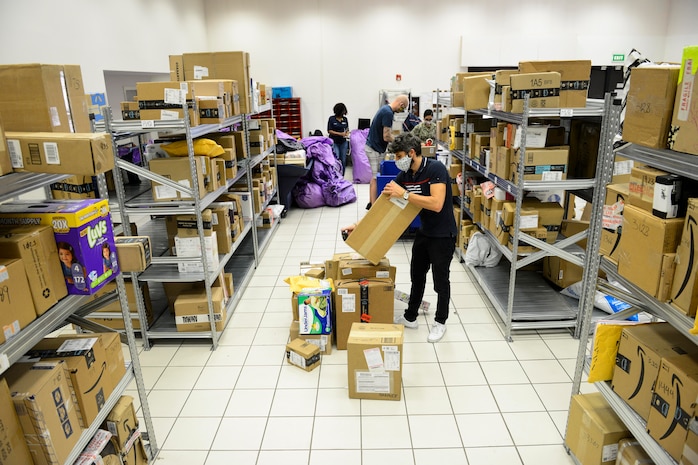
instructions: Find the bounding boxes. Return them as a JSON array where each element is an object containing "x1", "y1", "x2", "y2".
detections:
[
  {"x1": 0, "y1": 0, "x2": 696, "y2": 134},
  {"x1": 0, "y1": 0, "x2": 208, "y2": 97}
]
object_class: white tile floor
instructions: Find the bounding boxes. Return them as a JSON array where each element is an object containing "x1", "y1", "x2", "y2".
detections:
[{"x1": 126, "y1": 179, "x2": 599, "y2": 465}]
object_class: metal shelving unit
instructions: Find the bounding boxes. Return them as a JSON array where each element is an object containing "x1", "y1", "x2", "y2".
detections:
[
  {"x1": 570, "y1": 142, "x2": 698, "y2": 465},
  {"x1": 101, "y1": 99, "x2": 280, "y2": 350},
  {"x1": 454, "y1": 95, "x2": 619, "y2": 340}
]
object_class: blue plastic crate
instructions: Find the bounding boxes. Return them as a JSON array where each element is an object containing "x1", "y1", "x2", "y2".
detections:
[
  {"x1": 272, "y1": 86, "x2": 293, "y2": 99},
  {"x1": 380, "y1": 160, "x2": 400, "y2": 175}
]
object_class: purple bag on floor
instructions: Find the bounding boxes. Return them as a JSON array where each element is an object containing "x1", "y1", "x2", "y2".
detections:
[
  {"x1": 350, "y1": 128, "x2": 372, "y2": 184},
  {"x1": 292, "y1": 136, "x2": 357, "y2": 208}
]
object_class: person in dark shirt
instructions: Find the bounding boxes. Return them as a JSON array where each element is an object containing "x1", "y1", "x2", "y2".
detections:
[
  {"x1": 327, "y1": 102, "x2": 349, "y2": 175},
  {"x1": 343, "y1": 133, "x2": 457, "y2": 342}
]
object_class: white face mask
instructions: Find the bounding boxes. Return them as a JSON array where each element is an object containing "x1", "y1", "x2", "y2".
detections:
[{"x1": 395, "y1": 155, "x2": 412, "y2": 172}]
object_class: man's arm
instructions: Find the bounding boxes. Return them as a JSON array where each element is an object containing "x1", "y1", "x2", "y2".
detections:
[
  {"x1": 383, "y1": 126, "x2": 394, "y2": 143},
  {"x1": 383, "y1": 180, "x2": 447, "y2": 213}
]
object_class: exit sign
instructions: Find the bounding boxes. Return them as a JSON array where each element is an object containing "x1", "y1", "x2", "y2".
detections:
[{"x1": 612, "y1": 54, "x2": 625, "y2": 62}]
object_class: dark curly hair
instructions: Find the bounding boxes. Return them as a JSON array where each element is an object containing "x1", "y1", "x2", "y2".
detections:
[
  {"x1": 388, "y1": 132, "x2": 422, "y2": 155},
  {"x1": 333, "y1": 102, "x2": 347, "y2": 117}
]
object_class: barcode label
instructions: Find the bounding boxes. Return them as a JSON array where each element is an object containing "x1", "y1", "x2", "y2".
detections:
[
  {"x1": 43, "y1": 142, "x2": 60, "y2": 164},
  {"x1": 6, "y1": 140, "x2": 23, "y2": 168}
]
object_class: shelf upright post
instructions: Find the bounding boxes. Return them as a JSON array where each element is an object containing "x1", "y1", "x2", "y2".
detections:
[
  {"x1": 102, "y1": 108, "x2": 155, "y2": 350},
  {"x1": 503, "y1": 94, "x2": 531, "y2": 341},
  {"x1": 243, "y1": 115, "x2": 261, "y2": 267},
  {"x1": 570, "y1": 93, "x2": 621, "y2": 395},
  {"x1": 100, "y1": 106, "x2": 159, "y2": 460},
  {"x1": 181, "y1": 99, "x2": 221, "y2": 350}
]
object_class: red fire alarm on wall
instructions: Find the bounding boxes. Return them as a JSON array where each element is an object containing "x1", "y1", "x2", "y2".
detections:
[{"x1": 396, "y1": 74, "x2": 402, "y2": 81}]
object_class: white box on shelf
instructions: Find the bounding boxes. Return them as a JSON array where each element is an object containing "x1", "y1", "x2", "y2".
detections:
[{"x1": 174, "y1": 232, "x2": 219, "y2": 273}]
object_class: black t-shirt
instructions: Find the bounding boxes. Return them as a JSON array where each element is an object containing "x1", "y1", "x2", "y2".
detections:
[
  {"x1": 327, "y1": 115, "x2": 348, "y2": 144},
  {"x1": 396, "y1": 157, "x2": 458, "y2": 238}
]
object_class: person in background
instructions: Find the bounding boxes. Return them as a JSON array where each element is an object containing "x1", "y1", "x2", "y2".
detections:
[
  {"x1": 327, "y1": 102, "x2": 349, "y2": 175},
  {"x1": 365, "y1": 94, "x2": 409, "y2": 209},
  {"x1": 411, "y1": 109, "x2": 436, "y2": 143},
  {"x1": 342, "y1": 133, "x2": 457, "y2": 343},
  {"x1": 402, "y1": 108, "x2": 421, "y2": 132}
]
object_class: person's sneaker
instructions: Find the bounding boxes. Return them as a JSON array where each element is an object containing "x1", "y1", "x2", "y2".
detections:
[
  {"x1": 394, "y1": 314, "x2": 418, "y2": 329},
  {"x1": 427, "y1": 322, "x2": 447, "y2": 343}
]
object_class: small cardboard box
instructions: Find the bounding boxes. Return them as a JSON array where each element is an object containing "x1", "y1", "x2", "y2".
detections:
[
  {"x1": 0, "y1": 258, "x2": 35, "y2": 344},
  {"x1": 50, "y1": 175, "x2": 97, "y2": 200},
  {"x1": 0, "y1": 199, "x2": 118, "y2": 295},
  {"x1": 4, "y1": 360, "x2": 81, "y2": 465},
  {"x1": 628, "y1": 165, "x2": 670, "y2": 213},
  {"x1": 6, "y1": 131, "x2": 114, "y2": 176},
  {"x1": 286, "y1": 338, "x2": 321, "y2": 371},
  {"x1": 176, "y1": 209, "x2": 213, "y2": 237},
  {"x1": 27, "y1": 333, "x2": 126, "y2": 428},
  {"x1": 617, "y1": 204, "x2": 684, "y2": 298},
  {"x1": 616, "y1": 439, "x2": 652, "y2": 465},
  {"x1": 565, "y1": 393, "x2": 631, "y2": 465},
  {"x1": 0, "y1": 117, "x2": 13, "y2": 176},
  {"x1": 211, "y1": 205, "x2": 233, "y2": 254},
  {"x1": 149, "y1": 156, "x2": 207, "y2": 201},
  {"x1": 103, "y1": 395, "x2": 149, "y2": 465},
  {"x1": 518, "y1": 60, "x2": 591, "y2": 108},
  {"x1": 335, "y1": 278, "x2": 395, "y2": 350},
  {"x1": 115, "y1": 236, "x2": 151, "y2": 273},
  {"x1": 289, "y1": 320, "x2": 332, "y2": 355},
  {"x1": 668, "y1": 46, "x2": 698, "y2": 156},
  {"x1": 510, "y1": 72, "x2": 561, "y2": 113},
  {"x1": 513, "y1": 146, "x2": 569, "y2": 182},
  {"x1": 346, "y1": 194, "x2": 421, "y2": 265},
  {"x1": 297, "y1": 288, "x2": 332, "y2": 335},
  {"x1": 0, "y1": 224, "x2": 68, "y2": 315},
  {"x1": 647, "y1": 354, "x2": 698, "y2": 461},
  {"x1": 508, "y1": 227, "x2": 547, "y2": 254},
  {"x1": 543, "y1": 256, "x2": 583, "y2": 288},
  {"x1": 671, "y1": 198, "x2": 698, "y2": 315},
  {"x1": 623, "y1": 66, "x2": 681, "y2": 149},
  {"x1": 174, "y1": 286, "x2": 226, "y2": 332},
  {"x1": 0, "y1": 378, "x2": 33, "y2": 465},
  {"x1": 336, "y1": 258, "x2": 396, "y2": 282},
  {"x1": 612, "y1": 323, "x2": 698, "y2": 421},
  {"x1": 347, "y1": 323, "x2": 404, "y2": 401}
]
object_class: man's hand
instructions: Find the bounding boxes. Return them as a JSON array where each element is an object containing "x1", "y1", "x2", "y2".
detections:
[{"x1": 383, "y1": 180, "x2": 407, "y2": 199}]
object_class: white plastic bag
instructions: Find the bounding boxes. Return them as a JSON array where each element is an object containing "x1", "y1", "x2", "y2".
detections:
[
  {"x1": 464, "y1": 232, "x2": 502, "y2": 268},
  {"x1": 560, "y1": 279, "x2": 637, "y2": 320}
]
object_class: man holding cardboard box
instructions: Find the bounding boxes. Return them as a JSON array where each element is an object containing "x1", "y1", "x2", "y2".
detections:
[{"x1": 344, "y1": 133, "x2": 457, "y2": 342}]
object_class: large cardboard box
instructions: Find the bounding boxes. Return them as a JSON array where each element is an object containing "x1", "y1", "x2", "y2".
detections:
[
  {"x1": 4, "y1": 360, "x2": 81, "y2": 465},
  {"x1": 519, "y1": 60, "x2": 591, "y2": 108},
  {"x1": 345, "y1": 193, "x2": 421, "y2": 265},
  {"x1": 0, "y1": 199, "x2": 118, "y2": 296},
  {"x1": 0, "y1": 224, "x2": 68, "y2": 315},
  {"x1": 174, "y1": 232, "x2": 219, "y2": 273},
  {"x1": 103, "y1": 395, "x2": 149, "y2": 465},
  {"x1": 628, "y1": 165, "x2": 670, "y2": 213},
  {"x1": 617, "y1": 204, "x2": 683, "y2": 297},
  {"x1": 0, "y1": 378, "x2": 33, "y2": 465},
  {"x1": 0, "y1": 258, "x2": 35, "y2": 344},
  {"x1": 0, "y1": 63, "x2": 90, "y2": 133},
  {"x1": 611, "y1": 323, "x2": 698, "y2": 421},
  {"x1": 512, "y1": 146, "x2": 569, "y2": 182},
  {"x1": 211, "y1": 205, "x2": 233, "y2": 254},
  {"x1": 647, "y1": 354, "x2": 698, "y2": 461},
  {"x1": 565, "y1": 393, "x2": 631, "y2": 465},
  {"x1": 335, "y1": 278, "x2": 395, "y2": 350},
  {"x1": 149, "y1": 156, "x2": 207, "y2": 201},
  {"x1": 668, "y1": 46, "x2": 698, "y2": 156},
  {"x1": 136, "y1": 81, "x2": 197, "y2": 124},
  {"x1": 347, "y1": 323, "x2": 404, "y2": 401},
  {"x1": 510, "y1": 72, "x2": 561, "y2": 113},
  {"x1": 27, "y1": 333, "x2": 126, "y2": 428},
  {"x1": 5, "y1": 131, "x2": 114, "y2": 175},
  {"x1": 182, "y1": 51, "x2": 251, "y2": 114},
  {"x1": 50, "y1": 175, "x2": 97, "y2": 200},
  {"x1": 174, "y1": 286, "x2": 226, "y2": 332},
  {"x1": 623, "y1": 66, "x2": 681, "y2": 149},
  {"x1": 286, "y1": 338, "x2": 321, "y2": 372},
  {"x1": 600, "y1": 183, "x2": 629, "y2": 263},
  {"x1": 671, "y1": 198, "x2": 698, "y2": 315}
]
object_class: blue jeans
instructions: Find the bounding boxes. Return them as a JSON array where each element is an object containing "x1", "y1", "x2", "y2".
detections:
[{"x1": 332, "y1": 139, "x2": 348, "y2": 174}]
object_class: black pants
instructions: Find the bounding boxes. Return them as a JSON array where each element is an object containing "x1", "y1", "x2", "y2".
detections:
[{"x1": 405, "y1": 232, "x2": 456, "y2": 324}]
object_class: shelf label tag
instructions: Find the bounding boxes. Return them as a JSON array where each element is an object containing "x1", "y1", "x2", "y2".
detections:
[
  {"x1": 560, "y1": 108, "x2": 574, "y2": 117},
  {"x1": 0, "y1": 353, "x2": 8, "y2": 374},
  {"x1": 141, "y1": 120, "x2": 155, "y2": 129}
]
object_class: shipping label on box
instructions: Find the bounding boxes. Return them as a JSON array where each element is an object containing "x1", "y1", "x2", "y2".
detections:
[
  {"x1": 668, "y1": 46, "x2": 698, "y2": 156},
  {"x1": 298, "y1": 288, "x2": 332, "y2": 335},
  {"x1": 0, "y1": 199, "x2": 118, "y2": 295}
]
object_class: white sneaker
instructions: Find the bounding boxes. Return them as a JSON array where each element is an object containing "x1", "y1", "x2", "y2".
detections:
[
  {"x1": 394, "y1": 314, "x2": 419, "y2": 329},
  {"x1": 427, "y1": 322, "x2": 447, "y2": 343}
]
